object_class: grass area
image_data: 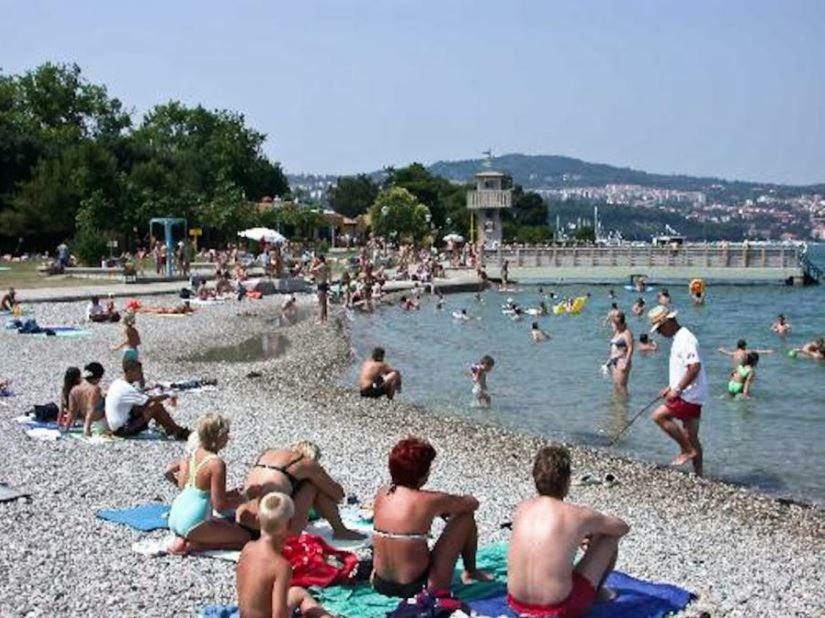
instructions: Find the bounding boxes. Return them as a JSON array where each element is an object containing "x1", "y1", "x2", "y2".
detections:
[{"x1": 0, "y1": 261, "x2": 94, "y2": 290}]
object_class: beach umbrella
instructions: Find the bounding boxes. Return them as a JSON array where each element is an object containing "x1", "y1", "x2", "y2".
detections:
[
  {"x1": 238, "y1": 227, "x2": 287, "y2": 244},
  {"x1": 443, "y1": 233, "x2": 464, "y2": 243}
]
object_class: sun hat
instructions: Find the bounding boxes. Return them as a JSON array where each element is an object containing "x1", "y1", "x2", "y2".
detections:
[{"x1": 648, "y1": 305, "x2": 678, "y2": 333}]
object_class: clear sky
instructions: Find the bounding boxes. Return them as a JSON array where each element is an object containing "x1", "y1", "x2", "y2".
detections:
[{"x1": 2, "y1": 0, "x2": 823, "y2": 184}]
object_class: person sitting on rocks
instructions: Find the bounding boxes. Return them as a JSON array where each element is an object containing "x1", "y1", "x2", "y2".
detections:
[
  {"x1": 58, "y1": 366, "x2": 82, "y2": 426},
  {"x1": 86, "y1": 295, "x2": 120, "y2": 322},
  {"x1": 0, "y1": 287, "x2": 16, "y2": 312},
  {"x1": 64, "y1": 362, "x2": 108, "y2": 436},
  {"x1": 168, "y1": 413, "x2": 251, "y2": 553},
  {"x1": 104, "y1": 359, "x2": 189, "y2": 440},
  {"x1": 371, "y1": 437, "x2": 491, "y2": 599},
  {"x1": 236, "y1": 441, "x2": 364, "y2": 541},
  {"x1": 358, "y1": 347, "x2": 402, "y2": 400},
  {"x1": 507, "y1": 445, "x2": 630, "y2": 618}
]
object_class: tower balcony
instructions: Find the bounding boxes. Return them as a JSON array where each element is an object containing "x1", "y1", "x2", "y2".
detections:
[{"x1": 466, "y1": 189, "x2": 512, "y2": 210}]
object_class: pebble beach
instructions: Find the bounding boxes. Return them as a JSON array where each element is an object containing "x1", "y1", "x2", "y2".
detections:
[{"x1": 0, "y1": 294, "x2": 823, "y2": 617}]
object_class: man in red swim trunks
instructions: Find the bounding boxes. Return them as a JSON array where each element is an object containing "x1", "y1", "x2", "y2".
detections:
[
  {"x1": 507, "y1": 445, "x2": 630, "y2": 617},
  {"x1": 648, "y1": 305, "x2": 709, "y2": 476}
]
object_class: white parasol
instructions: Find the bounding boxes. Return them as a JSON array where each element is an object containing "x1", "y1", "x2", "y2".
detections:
[{"x1": 238, "y1": 227, "x2": 287, "y2": 244}]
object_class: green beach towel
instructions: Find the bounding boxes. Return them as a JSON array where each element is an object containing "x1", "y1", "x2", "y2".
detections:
[{"x1": 314, "y1": 543, "x2": 508, "y2": 618}]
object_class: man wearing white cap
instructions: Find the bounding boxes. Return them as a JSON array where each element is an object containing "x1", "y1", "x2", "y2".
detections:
[{"x1": 648, "y1": 305, "x2": 708, "y2": 475}]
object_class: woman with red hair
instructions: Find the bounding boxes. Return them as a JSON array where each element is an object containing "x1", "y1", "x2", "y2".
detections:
[{"x1": 370, "y1": 437, "x2": 491, "y2": 599}]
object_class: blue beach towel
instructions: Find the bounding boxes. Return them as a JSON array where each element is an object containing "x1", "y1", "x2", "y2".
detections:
[
  {"x1": 314, "y1": 544, "x2": 694, "y2": 618},
  {"x1": 200, "y1": 606, "x2": 239, "y2": 618},
  {"x1": 469, "y1": 570, "x2": 695, "y2": 618},
  {"x1": 96, "y1": 503, "x2": 170, "y2": 531}
]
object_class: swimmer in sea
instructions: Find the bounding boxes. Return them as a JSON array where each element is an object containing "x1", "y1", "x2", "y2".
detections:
[
  {"x1": 771, "y1": 314, "x2": 790, "y2": 336},
  {"x1": 657, "y1": 289, "x2": 671, "y2": 307},
  {"x1": 728, "y1": 352, "x2": 759, "y2": 398},
  {"x1": 608, "y1": 289, "x2": 616, "y2": 300},
  {"x1": 790, "y1": 337, "x2": 825, "y2": 361},
  {"x1": 538, "y1": 301, "x2": 549, "y2": 316},
  {"x1": 606, "y1": 312, "x2": 633, "y2": 395},
  {"x1": 631, "y1": 297, "x2": 646, "y2": 316},
  {"x1": 470, "y1": 355, "x2": 495, "y2": 407},
  {"x1": 637, "y1": 333, "x2": 658, "y2": 353},
  {"x1": 399, "y1": 295, "x2": 420, "y2": 311},
  {"x1": 453, "y1": 309, "x2": 470, "y2": 321},
  {"x1": 435, "y1": 292, "x2": 445, "y2": 310},
  {"x1": 530, "y1": 322, "x2": 549, "y2": 343},
  {"x1": 717, "y1": 339, "x2": 773, "y2": 368},
  {"x1": 474, "y1": 292, "x2": 483, "y2": 303}
]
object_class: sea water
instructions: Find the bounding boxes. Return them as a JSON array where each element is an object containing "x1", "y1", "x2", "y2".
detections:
[{"x1": 347, "y1": 245, "x2": 825, "y2": 505}]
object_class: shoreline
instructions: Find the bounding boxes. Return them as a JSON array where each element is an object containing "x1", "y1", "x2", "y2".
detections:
[{"x1": 0, "y1": 294, "x2": 822, "y2": 616}]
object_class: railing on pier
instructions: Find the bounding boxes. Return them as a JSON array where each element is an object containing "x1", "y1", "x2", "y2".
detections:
[
  {"x1": 483, "y1": 244, "x2": 803, "y2": 270},
  {"x1": 799, "y1": 250, "x2": 822, "y2": 284}
]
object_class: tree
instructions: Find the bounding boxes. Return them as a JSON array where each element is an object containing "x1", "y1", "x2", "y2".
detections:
[
  {"x1": 370, "y1": 187, "x2": 430, "y2": 242},
  {"x1": 328, "y1": 174, "x2": 379, "y2": 218},
  {"x1": 573, "y1": 226, "x2": 596, "y2": 243},
  {"x1": 512, "y1": 189, "x2": 548, "y2": 226}
]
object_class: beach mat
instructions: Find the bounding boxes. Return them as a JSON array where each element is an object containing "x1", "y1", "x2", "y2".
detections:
[
  {"x1": 33, "y1": 329, "x2": 91, "y2": 339},
  {"x1": 469, "y1": 570, "x2": 695, "y2": 618},
  {"x1": 316, "y1": 544, "x2": 694, "y2": 618},
  {"x1": 200, "y1": 606, "x2": 238, "y2": 618},
  {"x1": 131, "y1": 535, "x2": 241, "y2": 562},
  {"x1": 0, "y1": 483, "x2": 30, "y2": 503},
  {"x1": 97, "y1": 504, "x2": 170, "y2": 531},
  {"x1": 304, "y1": 506, "x2": 374, "y2": 551}
]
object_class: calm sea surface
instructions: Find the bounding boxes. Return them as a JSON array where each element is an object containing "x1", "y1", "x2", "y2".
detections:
[{"x1": 347, "y1": 245, "x2": 825, "y2": 505}]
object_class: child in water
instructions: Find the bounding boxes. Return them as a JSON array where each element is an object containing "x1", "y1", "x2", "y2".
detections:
[
  {"x1": 728, "y1": 352, "x2": 759, "y2": 398},
  {"x1": 471, "y1": 355, "x2": 495, "y2": 407}
]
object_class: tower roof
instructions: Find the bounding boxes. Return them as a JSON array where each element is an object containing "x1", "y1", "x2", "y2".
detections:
[{"x1": 474, "y1": 170, "x2": 505, "y2": 178}]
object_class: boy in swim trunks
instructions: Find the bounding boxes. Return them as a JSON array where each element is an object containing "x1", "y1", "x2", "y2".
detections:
[
  {"x1": 237, "y1": 492, "x2": 332, "y2": 618},
  {"x1": 470, "y1": 355, "x2": 495, "y2": 407},
  {"x1": 508, "y1": 445, "x2": 629, "y2": 617}
]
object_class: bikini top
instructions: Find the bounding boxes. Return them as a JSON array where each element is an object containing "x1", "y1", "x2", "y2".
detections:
[
  {"x1": 611, "y1": 335, "x2": 628, "y2": 349},
  {"x1": 253, "y1": 453, "x2": 304, "y2": 489},
  {"x1": 373, "y1": 486, "x2": 431, "y2": 541}
]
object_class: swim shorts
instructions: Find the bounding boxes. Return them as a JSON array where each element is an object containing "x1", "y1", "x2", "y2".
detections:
[
  {"x1": 507, "y1": 572, "x2": 596, "y2": 617},
  {"x1": 665, "y1": 397, "x2": 702, "y2": 420},
  {"x1": 317, "y1": 282, "x2": 329, "y2": 293},
  {"x1": 360, "y1": 377, "x2": 387, "y2": 399},
  {"x1": 113, "y1": 407, "x2": 150, "y2": 437},
  {"x1": 372, "y1": 566, "x2": 430, "y2": 598}
]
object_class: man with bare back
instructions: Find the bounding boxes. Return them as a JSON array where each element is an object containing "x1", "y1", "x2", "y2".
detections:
[
  {"x1": 507, "y1": 445, "x2": 629, "y2": 617},
  {"x1": 358, "y1": 347, "x2": 402, "y2": 400}
]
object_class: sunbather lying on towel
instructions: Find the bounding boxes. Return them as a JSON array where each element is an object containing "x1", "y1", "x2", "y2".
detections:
[
  {"x1": 168, "y1": 413, "x2": 252, "y2": 554},
  {"x1": 370, "y1": 437, "x2": 491, "y2": 599},
  {"x1": 236, "y1": 441, "x2": 365, "y2": 542},
  {"x1": 507, "y1": 444, "x2": 630, "y2": 617},
  {"x1": 237, "y1": 492, "x2": 332, "y2": 618},
  {"x1": 130, "y1": 300, "x2": 195, "y2": 315}
]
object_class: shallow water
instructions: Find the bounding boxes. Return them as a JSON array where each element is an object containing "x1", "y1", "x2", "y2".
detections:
[
  {"x1": 348, "y1": 246, "x2": 825, "y2": 504},
  {"x1": 189, "y1": 332, "x2": 290, "y2": 362}
]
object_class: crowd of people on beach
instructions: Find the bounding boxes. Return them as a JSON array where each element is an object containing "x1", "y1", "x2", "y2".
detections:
[{"x1": 3, "y1": 233, "x2": 824, "y2": 618}]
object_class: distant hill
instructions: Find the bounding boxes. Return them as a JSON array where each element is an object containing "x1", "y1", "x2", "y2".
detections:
[{"x1": 428, "y1": 153, "x2": 825, "y2": 197}]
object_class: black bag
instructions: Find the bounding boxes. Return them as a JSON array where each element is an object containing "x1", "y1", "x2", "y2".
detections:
[{"x1": 31, "y1": 403, "x2": 59, "y2": 422}]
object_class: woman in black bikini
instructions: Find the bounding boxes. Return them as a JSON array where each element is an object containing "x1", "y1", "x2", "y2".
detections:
[
  {"x1": 371, "y1": 437, "x2": 491, "y2": 599},
  {"x1": 236, "y1": 441, "x2": 364, "y2": 540}
]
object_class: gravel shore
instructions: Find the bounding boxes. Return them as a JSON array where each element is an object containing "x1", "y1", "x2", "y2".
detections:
[{"x1": 0, "y1": 295, "x2": 823, "y2": 617}]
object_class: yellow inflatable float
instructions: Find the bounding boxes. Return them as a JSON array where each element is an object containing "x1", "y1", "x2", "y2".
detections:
[{"x1": 552, "y1": 296, "x2": 588, "y2": 315}]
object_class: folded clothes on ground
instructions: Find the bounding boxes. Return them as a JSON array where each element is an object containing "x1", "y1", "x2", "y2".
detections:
[{"x1": 97, "y1": 504, "x2": 170, "y2": 531}]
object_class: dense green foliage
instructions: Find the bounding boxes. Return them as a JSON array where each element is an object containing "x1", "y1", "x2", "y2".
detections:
[
  {"x1": 0, "y1": 63, "x2": 289, "y2": 256},
  {"x1": 369, "y1": 187, "x2": 430, "y2": 242},
  {"x1": 327, "y1": 174, "x2": 379, "y2": 218}
]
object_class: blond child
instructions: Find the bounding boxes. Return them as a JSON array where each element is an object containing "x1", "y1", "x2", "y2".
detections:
[{"x1": 237, "y1": 492, "x2": 331, "y2": 618}]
